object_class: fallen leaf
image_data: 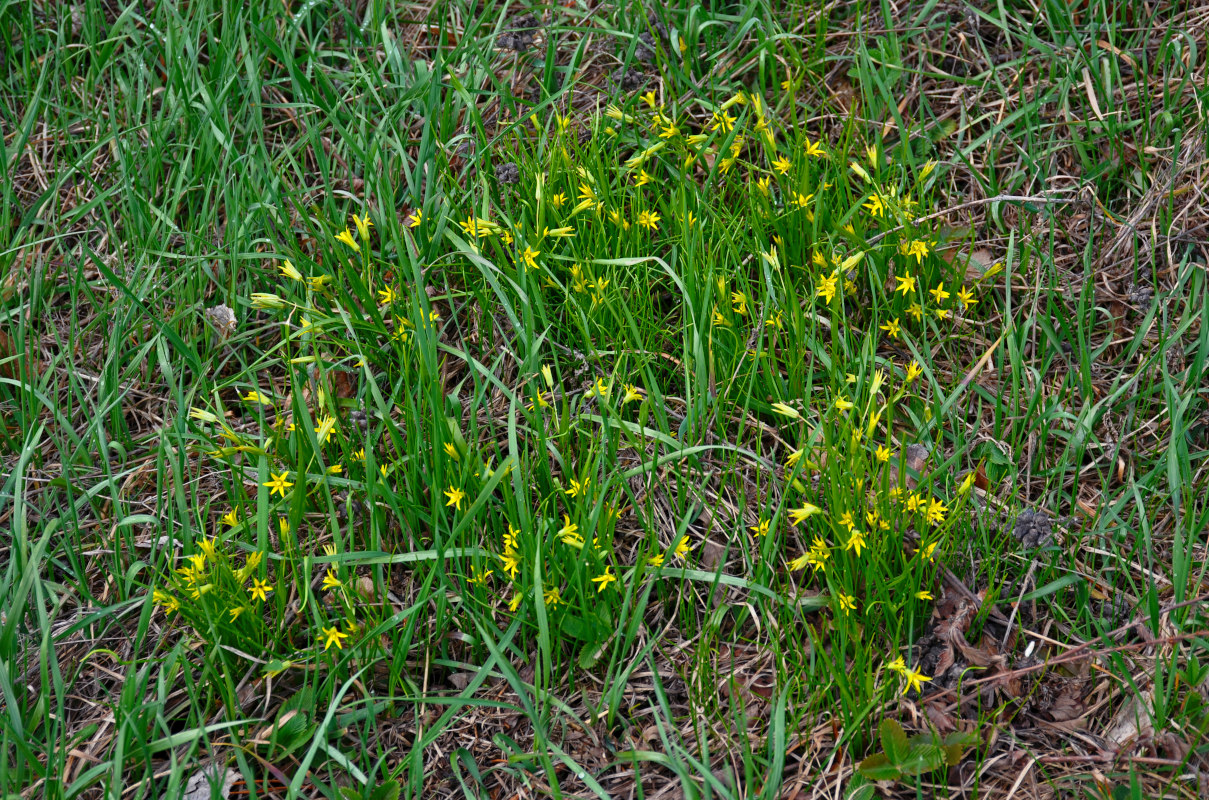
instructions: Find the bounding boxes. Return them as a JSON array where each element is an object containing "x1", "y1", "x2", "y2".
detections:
[{"x1": 183, "y1": 765, "x2": 237, "y2": 800}]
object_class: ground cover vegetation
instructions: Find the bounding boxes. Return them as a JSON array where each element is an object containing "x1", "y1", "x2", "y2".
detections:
[{"x1": 1, "y1": 0, "x2": 1208, "y2": 797}]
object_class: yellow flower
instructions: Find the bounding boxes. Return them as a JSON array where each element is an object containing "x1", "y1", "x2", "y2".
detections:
[
  {"x1": 901, "y1": 666, "x2": 931, "y2": 694},
  {"x1": 322, "y1": 569, "x2": 342, "y2": 591},
  {"x1": 648, "y1": 552, "x2": 665, "y2": 568},
  {"x1": 906, "y1": 303, "x2": 923, "y2": 321},
  {"x1": 622, "y1": 384, "x2": 644, "y2": 404},
  {"x1": 916, "y1": 590, "x2": 933, "y2": 601},
  {"x1": 929, "y1": 282, "x2": 950, "y2": 304},
  {"x1": 921, "y1": 541, "x2": 939, "y2": 561},
  {"x1": 771, "y1": 402, "x2": 800, "y2": 420},
  {"x1": 591, "y1": 377, "x2": 611, "y2": 398},
  {"x1": 519, "y1": 245, "x2": 540, "y2": 271},
  {"x1": 834, "y1": 396, "x2": 854, "y2": 411},
  {"x1": 248, "y1": 578, "x2": 273, "y2": 602},
  {"x1": 264, "y1": 472, "x2": 293, "y2": 498},
  {"x1": 958, "y1": 471, "x2": 976, "y2": 494},
  {"x1": 221, "y1": 509, "x2": 239, "y2": 527},
  {"x1": 558, "y1": 515, "x2": 581, "y2": 543},
  {"x1": 307, "y1": 274, "x2": 331, "y2": 293},
  {"x1": 749, "y1": 519, "x2": 770, "y2": 537},
  {"x1": 709, "y1": 110, "x2": 736, "y2": 132},
  {"x1": 792, "y1": 191, "x2": 814, "y2": 208},
  {"x1": 243, "y1": 551, "x2": 263, "y2": 575},
  {"x1": 934, "y1": 307, "x2": 951, "y2": 320},
  {"x1": 771, "y1": 155, "x2": 792, "y2": 175},
  {"x1": 803, "y1": 137, "x2": 826, "y2": 158},
  {"x1": 927, "y1": 498, "x2": 947, "y2": 525},
  {"x1": 242, "y1": 390, "x2": 270, "y2": 405},
  {"x1": 229, "y1": 606, "x2": 246, "y2": 622},
  {"x1": 470, "y1": 566, "x2": 494, "y2": 586},
  {"x1": 153, "y1": 589, "x2": 179, "y2": 613},
  {"x1": 543, "y1": 586, "x2": 562, "y2": 607},
  {"x1": 659, "y1": 122, "x2": 678, "y2": 139},
  {"x1": 378, "y1": 285, "x2": 398, "y2": 305},
  {"x1": 837, "y1": 593, "x2": 856, "y2": 612},
  {"x1": 638, "y1": 210, "x2": 661, "y2": 231},
  {"x1": 876, "y1": 445, "x2": 891, "y2": 462},
  {"x1": 353, "y1": 212, "x2": 372, "y2": 241},
  {"x1": 785, "y1": 448, "x2": 804, "y2": 468},
  {"x1": 907, "y1": 494, "x2": 924, "y2": 512},
  {"x1": 731, "y1": 291, "x2": 748, "y2": 315},
  {"x1": 565, "y1": 477, "x2": 587, "y2": 498},
  {"x1": 887, "y1": 656, "x2": 907, "y2": 674},
  {"x1": 250, "y1": 292, "x2": 284, "y2": 309},
  {"x1": 444, "y1": 486, "x2": 466, "y2": 511},
  {"x1": 816, "y1": 273, "x2": 838, "y2": 303},
  {"x1": 443, "y1": 442, "x2": 459, "y2": 461},
  {"x1": 956, "y1": 285, "x2": 977, "y2": 308},
  {"x1": 279, "y1": 260, "x2": 303, "y2": 281},
  {"x1": 674, "y1": 535, "x2": 692, "y2": 559},
  {"x1": 845, "y1": 530, "x2": 866, "y2": 557},
  {"x1": 633, "y1": 169, "x2": 652, "y2": 186},
  {"x1": 895, "y1": 273, "x2": 916, "y2": 295},
  {"x1": 591, "y1": 568, "x2": 617, "y2": 593},
  {"x1": 335, "y1": 228, "x2": 360, "y2": 252},
  {"x1": 712, "y1": 307, "x2": 729, "y2": 327},
  {"x1": 905, "y1": 361, "x2": 923, "y2": 382},
  {"x1": 326, "y1": 463, "x2": 343, "y2": 475},
  {"x1": 190, "y1": 407, "x2": 219, "y2": 424},
  {"x1": 198, "y1": 537, "x2": 218, "y2": 560},
  {"x1": 500, "y1": 551, "x2": 519, "y2": 580},
  {"x1": 314, "y1": 416, "x2": 336, "y2": 444},
  {"x1": 880, "y1": 318, "x2": 900, "y2": 338},
  {"x1": 862, "y1": 194, "x2": 885, "y2": 217},
  {"x1": 789, "y1": 504, "x2": 822, "y2": 525},
  {"x1": 458, "y1": 216, "x2": 488, "y2": 238},
  {"x1": 407, "y1": 209, "x2": 423, "y2": 227},
  {"x1": 904, "y1": 239, "x2": 930, "y2": 263},
  {"x1": 508, "y1": 593, "x2": 523, "y2": 612},
  {"x1": 321, "y1": 625, "x2": 348, "y2": 651}
]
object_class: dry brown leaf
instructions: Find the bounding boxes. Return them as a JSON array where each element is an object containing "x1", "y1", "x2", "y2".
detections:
[
  {"x1": 183, "y1": 765, "x2": 237, "y2": 800},
  {"x1": 925, "y1": 701, "x2": 958, "y2": 734},
  {"x1": 1045, "y1": 685, "x2": 1085, "y2": 723}
]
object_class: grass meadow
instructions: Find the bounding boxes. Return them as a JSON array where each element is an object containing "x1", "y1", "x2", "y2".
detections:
[{"x1": 1, "y1": 0, "x2": 1208, "y2": 797}]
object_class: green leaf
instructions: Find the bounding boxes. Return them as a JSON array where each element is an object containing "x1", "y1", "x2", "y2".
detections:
[
  {"x1": 941, "y1": 731, "x2": 980, "y2": 766},
  {"x1": 897, "y1": 743, "x2": 946, "y2": 777},
  {"x1": 843, "y1": 775, "x2": 877, "y2": 800},
  {"x1": 856, "y1": 753, "x2": 901, "y2": 781},
  {"x1": 369, "y1": 779, "x2": 401, "y2": 800},
  {"x1": 878, "y1": 719, "x2": 909, "y2": 763},
  {"x1": 1016, "y1": 573, "x2": 1084, "y2": 602}
]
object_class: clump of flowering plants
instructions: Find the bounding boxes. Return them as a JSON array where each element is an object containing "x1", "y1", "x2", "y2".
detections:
[{"x1": 770, "y1": 349, "x2": 978, "y2": 711}]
